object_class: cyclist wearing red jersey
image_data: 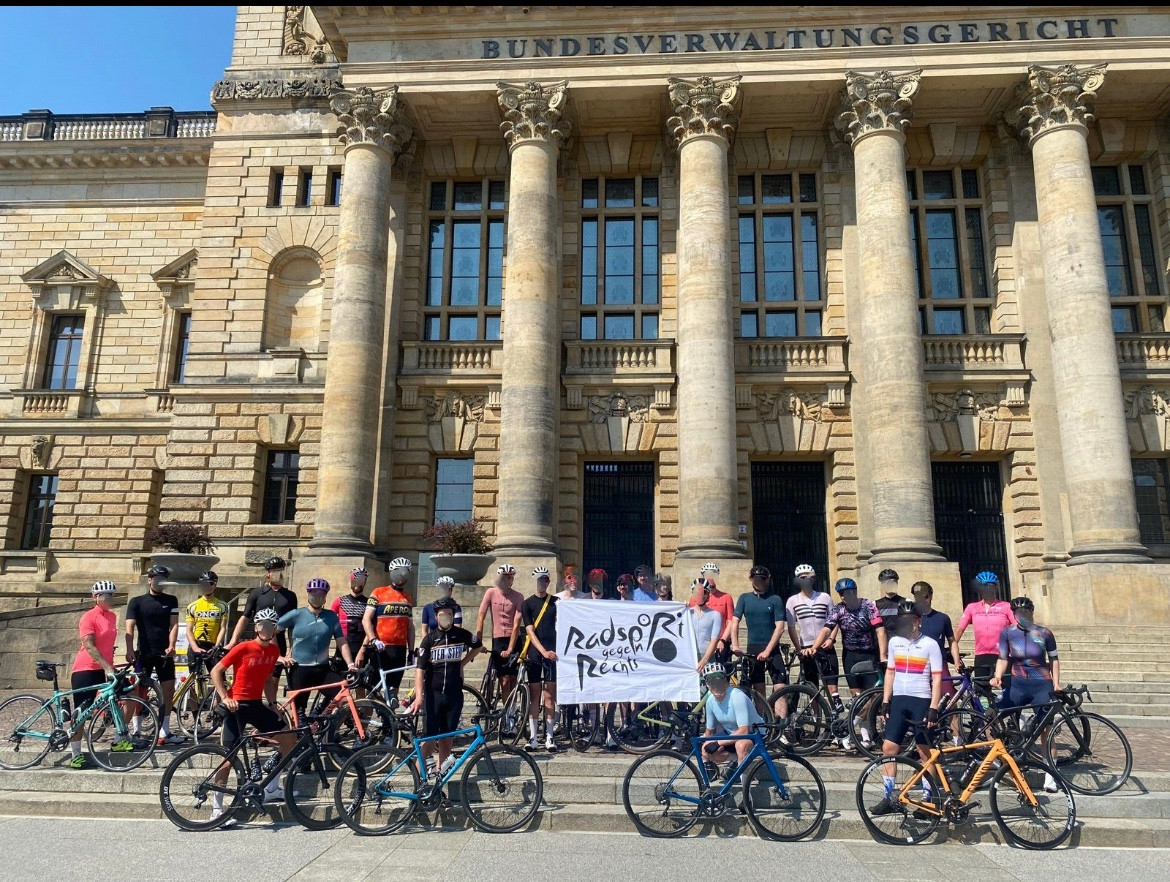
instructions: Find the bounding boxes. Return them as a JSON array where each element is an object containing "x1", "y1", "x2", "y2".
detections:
[{"x1": 360, "y1": 557, "x2": 415, "y2": 699}]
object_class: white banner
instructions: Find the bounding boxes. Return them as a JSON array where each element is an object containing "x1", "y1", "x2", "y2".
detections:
[{"x1": 556, "y1": 599, "x2": 700, "y2": 703}]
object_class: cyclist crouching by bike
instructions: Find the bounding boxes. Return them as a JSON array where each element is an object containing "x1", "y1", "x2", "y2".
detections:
[
  {"x1": 700, "y1": 662, "x2": 763, "y2": 812},
  {"x1": 69, "y1": 581, "x2": 132, "y2": 768},
  {"x1": 210, "y1": 608, "x2": 296, "y2": 819},
  {"x1": 410, "y1": 596, "x2": 482, "y2": 781},
  {"x1": 873, "y1": 600, "x2": 943, "y2": 815}
]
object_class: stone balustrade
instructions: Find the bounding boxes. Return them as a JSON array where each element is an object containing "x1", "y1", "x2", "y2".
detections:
[
  {"x1": 564, "y1": 340, "x2": 674, "y2": 374},
  {"x1": 922, "y1": 334, "x2": 1026, "y2": 370},
  {"x1": 1117, "y1": 333, "x2": 1170, "y2": 372},
  {"x1": 734, "y1": 337, "x2": 848, "y2": 372},
  {"x1": 16, "y1": 390, "x2": 85, "y2": 418},
  {"x1": 401, "y1": 341, "x2": 502, "y2": 375},
  {"x1": 0, "y1": 109, "x2": 216, "y2": 141},
  {"x1": 0, "y1": 120, "x2": 21, "y2": 142}
]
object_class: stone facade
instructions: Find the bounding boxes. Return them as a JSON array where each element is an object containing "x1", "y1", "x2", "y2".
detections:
[{"x1": 3, "y1": 6, "x2": 1170, "y2": 630}]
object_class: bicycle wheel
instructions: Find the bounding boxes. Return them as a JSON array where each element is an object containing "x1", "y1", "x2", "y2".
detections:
[
  {"x1": 855, "y1": 755, "x2": 941, "y2": 845},
  {"x1": 606, "y1": 702, "x2": 671, "y2": 754},
  {"x1": 621, "y1": 749, "x2": 702, "y2": 838},
  {"x1": 847, "y1": 686, "x2": 885, "y2": 760},
  {"x1": 748, "y1": 692, "x2": 779, "y2": 746},
  {"x1": 175, "y1": 680, "x2": 205, "y2": 739},
  {"x1": 459, "y1": 744, "x2": 543, "y2": 833},
  {"x1": 285, "y1": 745, "x2": 351, "y2": 830},
  {"x1": 333, "y1": 743, "x2": 420, "y2": 835},
  {"x1": 190, "y1": 688, "x2": 225, "y2": 743},
  {"x1": 459, "y1": 685, "x2": 493, "y2": 747},
  {"x1": 334, "y1": 698, "x2": 398, "y2": 757},
  {"x1": 989, "y1": 759, "x2": 1075, "y2": 849},
  {"x1": 743, "y1": 752, "x2": 826, "y2": 841},
  {"x1": 0, "y1": 694, "x2": 54, "y2": 770},
  {"x1": 1044, "y1": 711, "x2": 1132, "y2": 796},
  {"x1": 159, "y1": 743, "x2": 245, "y2": 830},
  {"x1": 88, "y1": 695, "x2": 158, "y2": 771},
  {"x1": 563, "y1": 704, "x2": 598, "y2": 753},
  {"x1": 769, "y1": 684, "x2": 832, "y2": 756},
  {"x1": 497, "y1": 683, "x2": 530, "y2": 747},
  {"x1": 140, "y1": 677, "x2": 167, "y2": 732}
]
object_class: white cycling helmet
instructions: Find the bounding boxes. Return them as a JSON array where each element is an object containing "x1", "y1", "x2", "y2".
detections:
[
  {"x1": 388, "y1": 557, "x2": 412, "y2": 571},
  {"x1": 532, "y1": 566, "x2": 550, "y2": 578},
  {"x1": 699, "y1": 562, "x2": 720, "y2": 575},
  {"x1": 436, "y1": 576, "x2": 455, "y2": 589},
  {"x1": 794, "y1": 563, "x2": 816, "y2": 578},
  {"x1": 253, "y1": 607, "x2": 280, "y2": 626},
  {"x1": 91, "y1": 580, "x2": 117, "y2": 595},
  {"x1": 701, "y1": 661, "x2": 729, "y2": 681},
  {"x1": 497, "y1": 564, "x2": 516, "y2": 576}
]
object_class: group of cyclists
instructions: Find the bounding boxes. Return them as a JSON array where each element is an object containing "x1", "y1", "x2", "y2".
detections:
[{"x1": 60, "y1": 553, "x2": 1064, "y2": 818}]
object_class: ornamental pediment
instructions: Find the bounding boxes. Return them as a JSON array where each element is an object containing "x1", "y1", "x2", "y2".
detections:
[
  {"x1": 21, "y1": 250, "x2": 110, "y2": 308},
  {"x1": 152, "y1": 249, "x2": 198, "y2": 284}
]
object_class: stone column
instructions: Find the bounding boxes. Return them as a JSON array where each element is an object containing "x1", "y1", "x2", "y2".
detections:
[
  {"x1": 836, "y1": 70, "x2": 943, "y2": 561},
  {"x1": 309, "y1": 86, "x2": 412, "y2": 556},
  {"x1": 1008, "y1": 64, "x2": 1148, "y2": 562},
  {"x1": 668, "y1": 76, "x2": 746, "y2": 561},
  {"x1": 493, "y1": 81, "x2": 571, "y2": 558}
]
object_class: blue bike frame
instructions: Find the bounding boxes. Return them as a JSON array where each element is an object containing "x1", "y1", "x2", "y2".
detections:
[
  {"x1": 664, "y1": 732, "x2": 791, "y2": 805},
  {"x1": 373, "y1": 723, "x2": 487, "y2": 799}
]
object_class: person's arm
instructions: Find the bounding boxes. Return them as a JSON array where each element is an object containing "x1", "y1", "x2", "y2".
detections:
[
  {"x1": 409, "y1": 666, "x2": 426, "y2": 713},
  {"x1": 81, "y1": 633, "x2": 116, "y2": 676},
  {"x1": 504, "y1": 610, "x2": 522, "y2": 655},
  {"x1": 809, "y1": 625, "x2": 831, "y2": 654},
  {"x1": 877, "y1": 624, "x2": 889, "y2": 665},
  {"x1": 1048, "y1": 632, "x2": 1061, "y2": 691},
  {"x1": 785, "y1": 603, "x2": 802, "y2": 653},
  {"x1": 211, "y1": 656, "x2": 238, "y2": 712},
  {"x1": 166, "y1": 610, "x2": 179, "y2": 657},
  {"x1": 124, "y1": 608, "x2": 137, "y2": 664},
  {"x1": 990, "y1": 628, "x2": 1010, "y2": 688},
  {"x1": 475, "y1": 589, "x2": 493, "y2": 639},
  {"x1": 881, "y1": 649, "x2": 895, "y2": 710},
  {"x1": 362, "y1": 603, "x2": 381, "y2": 647},
  {"x1": 761, "y1": 605, "x2": 785, "y2": 658},
  {"x1": 185, "y1": 607, "x2": 202, "y2": 654},
  {"x1": 407, "y1": 616, "x2": 416, "y2": 657},
  {"x1": 332, "y1": 617, "x2": 355, "y2": 668},
  {"x1": 953, "y1": 606, "x2": 971, "y2": 647},
  {"x1": 227, "y1": 593, "x2": 255, "y2": 649}
]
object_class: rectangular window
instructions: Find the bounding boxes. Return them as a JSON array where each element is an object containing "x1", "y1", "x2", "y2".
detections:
[
  {"x1": 171, "y1": 311, "x2": 191, "y2": 384},
  {"x1": 296, "y1": 168, "x2": 312, "y2": 207},
  {"x1": 1134, "y1": 458, "x2": 1170, "y2": 546},
  {"x1": 327, "y1": 168, "x2": 342, "y2": 206},
  {"x1": 21, "y1": 473, "x2": 58, "y2": 550},
  {"x1": 1094, "y1": 164, "x2": 1166, "y2": 332},
  {"x1": 261, "y1": 450, "x2": 299, "y2": 524},
  {"x1": 423, "y1": 179, "x2": 506, "y2": 340},
  {"x1": 42, "y1": 313, "x2": 84, "y2": 390},
  {"x1": 737, "y1": 172, "x2": 822, "y2": 336},
  {"x1": 434, "y1": 458, "x2": 474, "y2": 523},
  {"x1": 268, "y1": 169, "x2": 284, "y2": 207},
  {"x1": 580, "y1": 176, "x2": 659, "y2": 339}
]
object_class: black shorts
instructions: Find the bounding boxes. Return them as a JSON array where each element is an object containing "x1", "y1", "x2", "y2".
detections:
[
  {"x1": 885, "y1": 695, "x2": 931, "y2": 747},
  {"x1": 842, "y1": 649, "x2": 881, "y2": 690},
  {"x1": 525, "y1": 656, "x2": 556, "y2": 684},
  {"x1": 71, "y1": 670, "x2": 108, "y2": 715},
  {"x1": 220, "y1": 700, "x2": 283, "y2": 749},
  {"x1": 286, "y1": 664, "x2": 342, "y2": 716},
  {"x1": 423, "y1": 689, "x2": 464, "y2": 737},
  {"x1": 137, "y1": 654, "x2": 176, "y2": 683},
  {"x1": 800, "y1": 648, "x2": 840, "y2": 686},
  {"x1": 374, "y1": 645, "x2": 409, "y2": 693},
  {"x1": 491, "y1": 637, "x2": 519, "y2": 674},
  {"x1": 745, "y1": 645, "x2": 789, "y2": 687}
]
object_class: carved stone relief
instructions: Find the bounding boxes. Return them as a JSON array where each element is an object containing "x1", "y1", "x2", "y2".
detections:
[
  {"x1": 497, "y1": 80, "x2": 571, "y2": 151},
  {"x1": 588, "y1": 392, "x2": 650, "y2": 424},
  {"x1": 755, "y1": 388, "x2": 825, "y2": 423},
  {"x1": 667, "y1": 76, "x2": 741, "y2": 148},
  {"x1": 1125, "y1": 386, "x2": 1170, "y2": 453},
  {"x1": 1006, "y1": 63, "x2": 1106, "y2": 144},
  {"x1": 282, "y1": 6, "x2": 330, "y2": 63},
  {"x1": 212, "y1": 70, "x2": 341, "y2": 102},
  {"x1": 835, "y1": 69, "x2": 921, "y2": 145},
  {"x1": 425, "y1": 392, "x2": 487, "y2": 453},
  {"x1": 748, "y1": 388, "x2": 835, "y2": 453},
  {"x1": 19, "y1": 434, "x2": 62, "y2": 471}
]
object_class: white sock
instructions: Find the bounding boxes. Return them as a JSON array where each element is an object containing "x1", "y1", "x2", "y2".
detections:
[
  {"x1": 70, "y1": 741, "x2": 82, "y2": 759},
  {"x1": 212, "y1": 791, "x2": 224, "y2": 810},
  {"x1": 882, "y1": 775, "x2": 896, "y2": 796},
  {"x1": 529, "y1": 718, "x2": 539, "y2": 740},
  {"x1": 131, "y1": 715, "x2": 141, "y2": 736},
  {"x1": 545, "y1": 717, "x2": 555, "y2": 740},
  {"x1": 159, "y1": 715, "x2": 171, "y2": 737}
]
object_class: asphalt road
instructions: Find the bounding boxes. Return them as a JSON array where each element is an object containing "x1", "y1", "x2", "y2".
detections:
[{"x1": 2, "y1": 816, "x2": 1168, "y2": 882}]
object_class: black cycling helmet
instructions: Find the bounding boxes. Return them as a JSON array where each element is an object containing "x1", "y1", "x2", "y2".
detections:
[
  {"x1": 1010, "y1": 596, "x2": 1034, "y2": 612},
  {"x1": 749, "y1": 565, "x2": 770, "y2": 579},
  {"x1": 146, "y1": 565, "x2": 170, "y2": 578},
  {"x1": 878, "y1": 568, "x2": 899, "y2": 582},
  {"x1": 264, "y1": 556, "x2": 286, "y2": 571},
  {"x1": 433, "y1": 596, "x2": 458, "y2": 613},
  {"x1": 198, "y1": 570, "x2": 218, "y2": 584},
  {"x1": 896, "y1": 598, "x2": 919, "y2": 617}
]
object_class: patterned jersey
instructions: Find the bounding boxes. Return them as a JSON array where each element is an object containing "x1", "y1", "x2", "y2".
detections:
[
  {"x1": 185, "y1": 595, "x2": 229, "y2": 645},
  {"x1": 367, "y1": 586, "x2": 413, "y2": 646},
  {"x1": 824, "y1": 599, "x2": 883, "y2": 652},
  {"x1": 785, "y1": 591, "x2": 833, "y2": 649},
  {"x1": 887, "y1": 634, "x2": 943, "y2": 699},
  {"x1": 417, "y1": 625, "x2": 477, "y2": 695},
  {"x1": 330, "y1": 593, "x2": 368, "y2": 641},
  {"x1": 998, "y1": 623, "x2": 1058, "y2": 683}
]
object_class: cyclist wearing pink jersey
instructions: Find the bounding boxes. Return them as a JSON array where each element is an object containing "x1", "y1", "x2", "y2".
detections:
[
  {"x1": 475, "y1": 563, "x2": 524, "y2": 720},
  {"x1": 954, "y1": 570, "x2": 1017, "y2": 685}
]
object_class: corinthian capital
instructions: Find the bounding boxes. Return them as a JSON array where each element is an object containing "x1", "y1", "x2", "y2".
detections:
[
  {"x1": 330, "y1": 85, "x2": 413, "y2": 156},
  {"x1": 666, "y1": 76, "x2": 741, "y2": 148},
  {"x1": 835, "y1": 70, "x2": 921, "y2": 145},
  {"x1": 497, "y1": 80, "x2": 571, "y2": 151},
  {"x1": 1006, "y1": 64, "x2": 1106, "y2": 146}
]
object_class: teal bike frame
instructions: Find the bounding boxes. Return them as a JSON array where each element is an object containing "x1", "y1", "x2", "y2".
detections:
[
  {"x1": 375, "y1": 722, "x2": 487, "y2": 798},
  {"x1": 15, "y1": 667, "x2": 137, "y2": 744}
]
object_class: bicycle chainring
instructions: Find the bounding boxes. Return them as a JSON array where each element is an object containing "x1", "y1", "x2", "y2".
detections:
[
  {"x1": 49, "y1": 728, "x2": 71, "y2": 750},
  {"x1": 944, "y1": 797, "x2": 971, "y2": 823}
]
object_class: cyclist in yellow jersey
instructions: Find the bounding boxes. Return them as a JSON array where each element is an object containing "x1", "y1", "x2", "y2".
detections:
[{"x1": 185, "y1": 571, "x2": 229, "y2": 674}]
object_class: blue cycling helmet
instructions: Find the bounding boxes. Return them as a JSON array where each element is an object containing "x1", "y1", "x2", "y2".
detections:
[
  {"x1": 834, "y1": 578, "x2": 858, "y2": 594},
  {"x1": 974, "y1": 571, "x2": 999, "y2": 586},
  {"x1": 306, "y1": 577, "x2": 330, "y2": 594}
]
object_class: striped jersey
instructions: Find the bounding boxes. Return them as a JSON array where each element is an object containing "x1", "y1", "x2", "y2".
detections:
[
  {"x1": 785, "y1": 591, "x2": 833, "y2": 648},
  {"x1": 887, "y1": 634, "x2": 943, "y2": 699}
]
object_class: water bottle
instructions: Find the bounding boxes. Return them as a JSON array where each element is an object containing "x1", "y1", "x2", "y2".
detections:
[
  {"x1": 60, "y1": 697, "x2": 71, "y2": 722},
  {"x1": 261, "y1": 751, "x2": 281, "y2": 774},
  {"x1": 961, "y1": 758, "x2": 981, "y2": 786}
]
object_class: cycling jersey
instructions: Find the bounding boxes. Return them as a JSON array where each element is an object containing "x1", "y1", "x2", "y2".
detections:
[
  {"x1": 421, "y1": 600, "x2": 464, "y2": 631},
  {"x1": 278, "y1": 607, "x2": 343, "y2": 666},
  {"x1": 958, "y1": 600, "x2": 1017, "y2": 656},
  {"x1": 417, "y1": 626, "x2": 477, "y2": 695},
  {"x1": 732, "y1": 591, "x2": 785, "y2": 645},
  {"x1": 219, "y1": 639, "x2": 281, "y2": 701},
  {"x1": 705, "y1": 688, "x2": 763, "y2": 733},
  {"x1": 999, "y1": 623, "x2": 1058, "y2": 683},
  {"x1": 478, "y1": 585, "x2": 523, "y2": 639},
  {"x1": 185, "y1": 595, "x2": 229, "y2": 645},
  {"x1": 690, "y1": 607, "x2": 723, "y2": 654},
  {"x1": 125, "y1": 591, "x2": 179, "y2": 655},
  {"x1": 73, "y1": 606, "x2": 117, "y2": 673},
  {"x1": 785, "y1": 591, "x2": 833, "y2": 648},
  {"x1": 688, "y1": 586, "x2": 734, "y2": 635},
  {"x1": 918, "y1": 608, "x2": 955, "y2": 661},
  {"x1": 875, "y1": 593, "x2": 908, "y2": 628},
  {"x1": 242, "y1": 584, "x2": 298, "y2": 653},
  {"x1": 824, "y1": 599, "x2": 883, "y2": 652},
  {"x1": 330, "y1": 593, "x2": 368, "y2": 642},
  {"x1": 886, "y1": 634, "x2": 943, "y2": 699},
  {"x1": 521, "y1": 593, "x2": 557, "y2": 656},
  {"x1": 367, "y1": 586, "x2": 413, "y2": 646}
]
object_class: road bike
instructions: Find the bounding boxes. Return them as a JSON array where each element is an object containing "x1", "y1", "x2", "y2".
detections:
[
  {"x1": 0, "y1": 660, "x2": 158, "y2": 771},
  {"x1": 621, "y1": 724, "x2": 826, "y2": 840},
  {"x1": 171, "y1": 645, "x2": 226, "y2": 740},
  {"x1": 333, "y1": 721, "x2": 544, "y2": 834},
  {"x1": 855, "y1": 726, "x2": 1076, "y2": 849}
]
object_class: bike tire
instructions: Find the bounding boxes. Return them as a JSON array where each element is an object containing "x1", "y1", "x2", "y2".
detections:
[
  {"x1": 285, "y1": 745, "x2": 351, "y2": 830},
  {"x1": 191, "y1": 688, "x2": 225, "y2": 743},
  {"x1": 159, "y1": 743, "x2": 245, "y2": 831},
  {"x1": 1044, "y1": 711, "x2": 1132, "y2": 796},
  {"x1": 0, "y1": 694, "x2": 55, "y2": 770},
  {"x1": 768, "y1": 684, "x2": 832, "y2": 756},
  {"x1": 846, "y1": 686, "x2": 885, "y2": 760},
  {"x1": 497, "y1": 683, "x2": 530, "y2": 747},
  {"x1": 606, "y1": 701, "x2": 672, "y2": 754},
  {"x1": 621, "y1": 748, "x2": 702, "y2": 837},
  {"x1": 88, "y1": 695, "x2": 158, "y2": 771},
  {"x1": 989, "y1": 759, "x2": 1075, "y2": 850},
  {"x1": 459, "y1": 743, "x2": 543, "y2": 833},
  {"x1": 459, "y1": 684, "x2": 493, "y2": 747},
  {"x1": 139, "y1": 676, "x2": 167, "y2": 733},
  {"x1": 564, "y1": 704, "x2": 599, "y2": 753},
  {"x1": 333, "y1": 743, "x2": 420, "y2": 835},
  {"x1": 855, "y1": 755, "x2": 941, "y2": 845},
  {"x1": 850, "y1": 686, "x2": 918, "y2": 761},
  {"x1": 331, "y1": 698, "x2": 398, "y2": 761},
  {"x1": 743, "y1": 751, "x2": 826, "y2": 841}
]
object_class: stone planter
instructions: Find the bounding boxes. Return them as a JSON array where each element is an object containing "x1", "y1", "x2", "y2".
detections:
[
  {"x1": 149, "y1": 553, "x2": 221, "y2": 605},
  {"x1": 430, "y1": 553, "x2": 494, "y2": 587}
]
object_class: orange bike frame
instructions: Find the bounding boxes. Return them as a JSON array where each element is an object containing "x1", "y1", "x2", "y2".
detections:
[
  {"x1": 891, "y1": 738, "x2": 1039, "y2": 816},
  {"x1": 278, "y1": 678, "x2": 369, "y2": 740}
]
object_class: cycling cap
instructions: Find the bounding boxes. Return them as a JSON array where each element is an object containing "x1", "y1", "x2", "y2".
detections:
[
  {"x1": 975, "y1": 571, "x2": 999, "y2": 585},
  {"x1": 349, "y1": 567, "x2": 368, "y2": 580},
  {"x1": 198, "y1": 570, "x2": 218, "y2": 584},
  {"x1": 436, "y1": 576, "x2": 455, "y2": 589},
  {"x1": 588, "y1": 568, "x2": 607, "y2": 581},
  {"x1": 691, "y1": 578, "x2": 713, "y2": 593},
  {"x1": 699, "y1": 562, "x2": 720, "y2": 575},
  {"x1": 146, "y1": 565, "x2": 170, "y2": 578},
  {"x1": 1010, "y1": 596, "x2": 1035, "y2": 612},
  {"x1": 532, "y1": 566, "x2": 551, "y2": 578},
  {"x1": 834, "y1": 577, "x2": 858, "y2": 594},
  {"x1": 616, "y1": 573, "x2": 635, "y2": 587},
  {"x1": 794, "y1": 563, "x2": 815, "y2": 578},
  {"x1": 91, "y1": 580, "x2": 117, "y2": 595},
  {"x1": 496, "y1": 563, "x2": 516, "y2": 575},
  {"x1": 878, "y1": 568, "x2": 899, "y2": 582},
  {"x1": 434, "y1": 596, "x2": 458, "y2": 613},
  {"x1": 701, "y1": 661, "x2": 729, "y2": 681},
  {"x1": 749, "y1": 565, "x2": 771, "y2": 579},
  {"x1": 634, "y1": 564, "x2": 652, "y2": 576},
  {"x1": 896, "y1": 598, "x2": 919, "y2": 616},
  {"x1": 389, "y1": 557, "x2": 412, "y2": 571},
  {"x1": 306, "y1": 578, "x2": 330, "y2": 593},
  {"x1": 253, "y1": 608, "x2": 280, "y2": 626},
  {"x1": 264, "y1": 556, "x2": 286, "y2": 571}
]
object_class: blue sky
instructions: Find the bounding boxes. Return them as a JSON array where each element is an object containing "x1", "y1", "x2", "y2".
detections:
[{"x1": 1, "y1": 7, "x2": 237, "y2": 115}]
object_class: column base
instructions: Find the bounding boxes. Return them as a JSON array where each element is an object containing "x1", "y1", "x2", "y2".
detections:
[
  {"x1": 1044, "y1": 561, "x2": 1170, "y2": 627},
  {"x1": 859, "y1": 560, "x2": 962, "y2": 618},
  {"x1": 492, "y1": 536, "x2": 558, "y2": 559},
  {"x1": 869, "y1": 542, "x2": 946, "y2": 563},
  {"x1": 1066, "y1": 541, "x2": 1151, "y2": 565}
]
